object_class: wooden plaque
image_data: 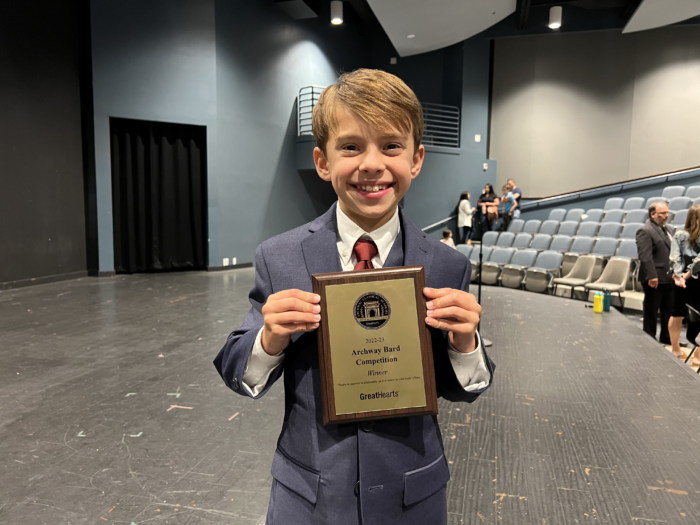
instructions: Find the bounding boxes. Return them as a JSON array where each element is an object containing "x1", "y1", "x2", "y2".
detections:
[{"x1": 312, "y1": 266, "x2": 438, "y2": 425}]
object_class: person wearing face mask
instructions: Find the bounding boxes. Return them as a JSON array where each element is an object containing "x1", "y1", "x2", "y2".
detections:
[{"x1": 636, "y1": 202, "x2": 674, "y2": 348}]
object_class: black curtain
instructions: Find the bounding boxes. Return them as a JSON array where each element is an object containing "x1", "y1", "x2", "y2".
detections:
[{"x1": 110, "y1": 118, "x2": 207, "y2": 273}]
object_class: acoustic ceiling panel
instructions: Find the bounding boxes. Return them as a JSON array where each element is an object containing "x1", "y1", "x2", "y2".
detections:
[
  {"x1": 623, "y1": 0, "x2": 700, "y2": 33},
  {"x1": 366, "y1": 0, "x2": 516, "y2": 57}
]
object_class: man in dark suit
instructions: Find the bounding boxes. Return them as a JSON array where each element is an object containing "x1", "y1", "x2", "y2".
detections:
[{"x1": 636, "y1": 202, "x2": 673, "y2": 345}]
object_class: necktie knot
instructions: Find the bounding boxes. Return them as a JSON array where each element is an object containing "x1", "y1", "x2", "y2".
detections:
[{"x1": 353, "y1": 238, "x2": 378, "y2": 271}]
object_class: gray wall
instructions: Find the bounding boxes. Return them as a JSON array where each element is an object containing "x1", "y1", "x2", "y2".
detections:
[
  {"x1": 490, "y1": 26, "x2": 700, "y2": 198},
  {"x1": 0, "y1": 0, "x2": 87, "y2": 287},
  {"x1": 90, "y1": 0, "x2": 498, "y2": 269}
]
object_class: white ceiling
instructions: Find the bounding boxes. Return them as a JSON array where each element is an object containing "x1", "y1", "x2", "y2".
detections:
[
  {"x1": 366, "y1": 0, "x2": 516, "y2": 57},
  {"x1": 623, "y1": 0, "x2": 700, "y2": 33}
]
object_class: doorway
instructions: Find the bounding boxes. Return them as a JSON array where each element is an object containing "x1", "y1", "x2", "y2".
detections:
[{"x1": 110, "y1": 118, "x2": 208, "y2": 273}]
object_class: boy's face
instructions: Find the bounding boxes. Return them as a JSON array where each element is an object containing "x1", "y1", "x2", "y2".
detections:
[{"x1": 313, "y1": 107, "x2": 424, "y2": 232}]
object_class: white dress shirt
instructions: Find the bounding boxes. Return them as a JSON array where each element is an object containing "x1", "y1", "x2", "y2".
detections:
[{"x1": 242, "y1": 205, "x2": 491, "y2": 396}]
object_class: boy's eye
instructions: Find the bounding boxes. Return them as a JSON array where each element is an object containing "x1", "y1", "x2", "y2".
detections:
[
  {"x1": 342, "y1": 144, "x2": 359, "y2": 152},
  {"x1": 385, "y1": 143, "x2": 402, "y2": 151}
]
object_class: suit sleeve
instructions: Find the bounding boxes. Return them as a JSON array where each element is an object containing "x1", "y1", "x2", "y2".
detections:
[
  {"x1": 432, "y1": 257, "x2": 495, "y2": 403},
  {"x1": 636, "y1": 228, "x2": 656, "y2": 281},
  {"x1": 213, "y1": 244, "x2": 284, "y2": 399}
]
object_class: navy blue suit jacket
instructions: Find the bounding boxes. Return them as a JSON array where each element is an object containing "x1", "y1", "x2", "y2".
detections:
[{"x1": 214, "y1": 203, "x2": 495, "y2": 525}]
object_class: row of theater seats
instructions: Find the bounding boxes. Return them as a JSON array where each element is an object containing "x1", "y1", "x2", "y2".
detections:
[{"x1": 457, "y1": 232, "x2": 637, "y2": 292}]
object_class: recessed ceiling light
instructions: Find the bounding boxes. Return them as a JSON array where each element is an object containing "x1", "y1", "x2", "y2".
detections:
[{"x1": 407, "y1": 34, "x2": 415, "y2": 39}]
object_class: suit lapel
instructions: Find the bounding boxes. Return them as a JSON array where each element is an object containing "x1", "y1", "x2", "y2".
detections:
[
  {"x1": 300, "y1": 203, "x2": 342, "y2": 278},
  {"x1": 400, "y1": 208, "x2": 434, "y2": 285}
]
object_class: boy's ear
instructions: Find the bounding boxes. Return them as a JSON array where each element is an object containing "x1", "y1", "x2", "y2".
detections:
[
  {"x1": 410, "y1": 144, "x2": 425, "y2": 179},
  {"x1": 314, "y1": 147, "x2": 331, "y2": 181}
]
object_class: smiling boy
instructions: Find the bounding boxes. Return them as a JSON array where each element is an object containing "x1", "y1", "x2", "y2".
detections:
[{"x1": 214, "y1": 69, "x2": 494, "y2": 525}]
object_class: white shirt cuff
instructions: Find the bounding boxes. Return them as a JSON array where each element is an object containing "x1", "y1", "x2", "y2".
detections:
[
  {"x1": 447, "y1": 331, "x2": 491, "y2": 392},
  {"x1": 242, "y1": 328, "x2": 285, "y2": 397}
]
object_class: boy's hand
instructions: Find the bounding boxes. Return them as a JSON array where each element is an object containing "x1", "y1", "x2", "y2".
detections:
[
  {"x1": 261, "y1": 290, "x2": 321, "y2": 356},
  {"x1": 424, "y1": 287, "x2": 481, "y2": 354}
]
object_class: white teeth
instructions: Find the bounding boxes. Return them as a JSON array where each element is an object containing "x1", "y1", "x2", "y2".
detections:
[{"x1": 360, "y1": 185, "x2": 387, "y2": 192}]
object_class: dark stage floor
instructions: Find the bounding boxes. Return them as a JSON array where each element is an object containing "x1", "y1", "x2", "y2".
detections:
[{"x1": 1, "y1": 270, "x2": 700, "y2": 524}]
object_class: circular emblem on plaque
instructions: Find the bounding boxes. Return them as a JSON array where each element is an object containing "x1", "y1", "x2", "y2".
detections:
[{"x1": 353, "y1": 292, "x2": 391, "y2": 330}]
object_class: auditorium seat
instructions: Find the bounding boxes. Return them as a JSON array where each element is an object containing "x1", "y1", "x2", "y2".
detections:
[
  {"x1": 645, "y1": 196, "x2": 667, "y2": 208},
  {"x1": 584, "y1": 257, "x2": 631, "y2": 312},
  {"x1": 557, "y1": 221, "x2": 579, "y2": 236},
  {"x1": 604, "y1": 197, "x2": 624, "y2": 210},
  {"x1": 562, "y1": 237, "x2": 596, "y2": 277},
  {"x1": 623, "y1": 197, "x2": 645, "y2": 210},
  {"x1": 469, "y1": 245, "x2": 493, "y2": 282},
  {"x1": 565, "y1": 208, "x2": 585, "y2": 222},
  {"x1": 583, "y1": 209, "x2": 604, "y2": 222},
  {"x1": 620, "y1": 222, "x2": 643, "y2": 239},
  {"x1": 625, "y1": 209, "x2": 647, "y2": 224},
  {"x1": 602, "y1": 209, "x2": 625, "y2": 223},
  {"x1": 694, "y1": 197, "x2": 700, "y2": 207},
  {"x1": 589, "y1": 237, "x2": 621, "y2": 279},
  {"x1": 616, "y1": 239, "x2": 639, "y2": 290},
  {"x1": 668, "y1": 196, "x2": 692, "y2": 211},
  {"x1": 685, "y1": 185, "x2": 700, "y2": 199},
  {"x1": 597, "y1": 222, "x2": 622, "y2": 238},
  {"x1": 548, "y1": 208, "x2": 567, "y2": 222},
  {"x1": 672, "y1": 209, "x2": 688, "y2": 226},
  {"x1": 523, "y1": 220, "x2": 542, "y2": 234},
  {"x1": 481, "y1": 248, "x2": 515, "y2": 285},
  {"x1": 524, "y1": 251, "x2": 564, "y2": 293},
  {"x1": 507, "y1": 219, "x2": 525, "y2": 233},
  {"x1": 549, "y1": 235, "x2": 573, "y2": 253},
  {"x1": 512, "y1": 233, "x2": 533, "y2": 249},
  {"x1": 530, "y1": 234, "x2": 552, "y2": 251},
  {"x1": 575, "y1": 222, "x2": 600, "y2": 237},
  {"x1": 662, "y1": 185, "x2": 686, "y2": 199},
  {"x1": 501, "y1": 249, "x2": 538, "y2": 289},
  {"x1": 552, "y1": 255, "x2": 597, "y2": 298},
  {"x1": 538, "y1": 220, "x2": 560, "y2": 235},
  {"x1": 482, "y1": 231, "x2": 499, "y2": 247},
  {"x1": 456, "y1": 244, "x2": 472, "y2": 258},
  {"x1": 496, "y1": 231, "x2": 516, "y2": 247}
]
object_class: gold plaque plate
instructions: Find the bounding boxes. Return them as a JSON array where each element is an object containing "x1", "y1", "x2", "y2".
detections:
[{"x1": 312, "y1": 266, "x2": 438, "y2": 425}]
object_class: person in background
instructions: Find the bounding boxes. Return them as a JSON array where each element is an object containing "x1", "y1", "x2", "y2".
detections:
[
  {"x1": 669, "y1": 205, "x2": 700, "y2": 363},
  {"x1": 441, "y1": 228, "x2": 456, "y2": 248},
  {"x1": 636, "y1": 202, "x2": 674, "y2": 348},
  {"x1": 500, "y1": 184, "x2": 516, "y2": 232},
  {"x1": 477, "y1": 184, "x2": 499, "y2": 234},
  {"x1": 457, "y1": 191, "x2": 473, "y2": 244},
  {"x1": 507, "y1": 178, "x2": 522, "y2": 219}
]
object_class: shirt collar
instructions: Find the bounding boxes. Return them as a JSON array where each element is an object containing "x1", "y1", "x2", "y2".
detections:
[{"x1": 336, "y1": 204, "x2": 401, "y2": 266}]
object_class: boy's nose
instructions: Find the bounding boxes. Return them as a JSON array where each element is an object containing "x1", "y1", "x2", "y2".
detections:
[{"x1": 359, "y1": 147, "x2": 385, "y2": 173}]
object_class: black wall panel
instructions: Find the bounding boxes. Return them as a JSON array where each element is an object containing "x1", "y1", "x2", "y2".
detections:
[{"x1": 0, "y1": 0, "x2": 87, "y2": 286}]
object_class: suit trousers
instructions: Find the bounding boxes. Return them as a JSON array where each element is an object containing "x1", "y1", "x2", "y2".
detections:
[{"x1": 641, "y1": 282, "x2": 673, "y2": 345}]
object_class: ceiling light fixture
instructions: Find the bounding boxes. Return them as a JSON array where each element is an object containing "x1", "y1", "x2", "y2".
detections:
[
  {"x1": 331, "y1": 1, "x2": 343, "y2": 25},
  {"x1": 549, "y1": 6, "x2": 562, "y2": 29},
  {"x1": 407, "y1": 34, "x2": 415, "y2": 39}
]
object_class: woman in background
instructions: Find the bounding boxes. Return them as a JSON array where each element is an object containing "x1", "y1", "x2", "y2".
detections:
[
  {"x1": 477, "y1": 184, "x2": 500, "y2": 234},
  {"x1": 668, "y1": 205, "x2": 700, "y2": 362},
  {"x1": 457, "y1": 192, "x2": 473, "y2": 244},
  {"x1": 440, "y1": 229, "x2": 456, "y2": 248}
]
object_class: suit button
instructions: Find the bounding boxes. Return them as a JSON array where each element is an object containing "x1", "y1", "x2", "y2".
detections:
[
  {"x1": 232, "y1": 378, "x2": 239, "y2": 391},
  {"x1": 360, "y1": 421, "x2": 375, "y2": 433}
]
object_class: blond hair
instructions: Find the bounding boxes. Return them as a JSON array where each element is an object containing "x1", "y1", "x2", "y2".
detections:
[
  {"x1": 685, "y1": 205, "x2": 700, "y2": 246},
  {"x1": 312, "y1": 69, "x2": 424, "y2": 154}
]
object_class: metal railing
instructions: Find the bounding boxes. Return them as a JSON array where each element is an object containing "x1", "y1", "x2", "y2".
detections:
[
  {"x1": 297, "y1": 86, "x2": 461, "y2": 148},
  {"x1": 298, "y1": 86, "x2": 324, "y2": 136},
  {"x1": 421, "y1": 102, "x2": 460, "y2": 148}
]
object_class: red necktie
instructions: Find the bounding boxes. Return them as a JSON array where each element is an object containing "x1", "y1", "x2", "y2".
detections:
[{"x1": 353, "y1": 238, "x2": 378, "y2": 271}]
